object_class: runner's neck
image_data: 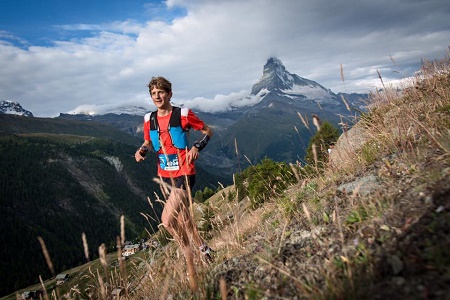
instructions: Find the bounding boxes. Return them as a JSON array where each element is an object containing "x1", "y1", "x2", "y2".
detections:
[{"x1": 157, "y1": 105, "x2": 173, "y2": 117}]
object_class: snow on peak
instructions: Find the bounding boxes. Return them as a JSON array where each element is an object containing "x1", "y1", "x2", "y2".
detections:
[
  {"x1": 0, "y1": 100, "x2": 34, "y2": 117},
  {"x1": 251, "y1": 57, "x2": 336, "y2": 102},
  {"x1": 67, "y1": 104, "x2": 149, "y2": 116},
  {"x1": 251, "y1": 57, "x2": 295, "y2": 94}
]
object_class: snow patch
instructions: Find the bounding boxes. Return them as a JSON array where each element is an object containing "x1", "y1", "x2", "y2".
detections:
[{"x1": 282, "y1": 84, "x2": 332, "y2": 100}]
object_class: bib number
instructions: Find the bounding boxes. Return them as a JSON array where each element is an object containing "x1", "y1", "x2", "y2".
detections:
[{"x1": 158, "y1": 154, "x2": 180, "y2": 171}]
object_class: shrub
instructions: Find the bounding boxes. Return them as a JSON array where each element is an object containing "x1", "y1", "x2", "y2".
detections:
[
  {"x1": 235, "y1": 157, "x2": 296, "y2": 208},
  {"x1": 305, "y1": 121, "x2": 340, "y2": 170}
]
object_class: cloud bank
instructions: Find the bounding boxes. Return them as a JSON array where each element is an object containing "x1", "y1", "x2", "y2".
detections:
[{"x1": 0, "y1": 0, "x2": 449, "y2": 116}]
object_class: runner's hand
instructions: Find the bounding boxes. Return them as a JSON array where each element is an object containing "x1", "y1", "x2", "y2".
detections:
[
  {"x1": 187, "y1": 147, "x2": 199, "y2": 164},
  {"x1": 135, "y1": 150, "x2": 145, "y2": 162}
]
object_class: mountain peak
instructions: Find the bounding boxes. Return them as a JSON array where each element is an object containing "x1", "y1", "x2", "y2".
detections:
[
  {"x1": 265, "y1": 57, "x2": 286, "y2": 74},
  {"x1": 251, "y1": 57, "x2": 294, "y2": 95},
  {"x1": 0, "y1": 100, "x2": 34, "y2": 117},
  {"x1": 250, "y1": 58, "x2": 336, "y2": 103}
]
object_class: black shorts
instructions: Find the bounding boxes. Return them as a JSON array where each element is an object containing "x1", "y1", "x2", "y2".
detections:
[{"x1": 162, "y1": 175, "x2": 196, "y2": 190}]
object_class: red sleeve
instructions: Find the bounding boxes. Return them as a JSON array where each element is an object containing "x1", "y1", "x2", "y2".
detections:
[{"x1": 183, "y1": 109, "x2": 205, "y2": 131}]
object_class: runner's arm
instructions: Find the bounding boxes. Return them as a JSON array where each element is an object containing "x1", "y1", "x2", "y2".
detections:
[{"x1": 187, "y1": 124, "x2": 213, "y2": 163}]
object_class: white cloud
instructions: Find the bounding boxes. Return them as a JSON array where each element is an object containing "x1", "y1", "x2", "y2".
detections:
[
  {"x1": 0, "y1": 0, "x2": 449, "y2": 116},
  {"x1": 56, "y1": 20, "x2": 145, "y2": 35},
  {"x1": 182, "y1": 90, "x2": 264, "y2": 113}
]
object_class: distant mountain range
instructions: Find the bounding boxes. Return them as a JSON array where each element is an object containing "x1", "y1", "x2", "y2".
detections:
[{"x1": 2, "y1": 57, "x2": 368, "y2": 176}]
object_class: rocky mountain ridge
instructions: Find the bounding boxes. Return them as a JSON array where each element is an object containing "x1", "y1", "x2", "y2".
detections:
[{"x1": 3, "y1": 57, "x2": 367, "y2": 119}]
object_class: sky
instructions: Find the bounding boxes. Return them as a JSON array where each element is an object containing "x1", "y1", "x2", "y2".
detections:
[{"x1": 0, "y1": 0, "x2": 449, "y2": 117}]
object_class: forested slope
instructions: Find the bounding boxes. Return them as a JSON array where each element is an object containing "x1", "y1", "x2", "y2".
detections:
[{"x1": 0, "y1": 118, "x2": 226, "y2": 296}]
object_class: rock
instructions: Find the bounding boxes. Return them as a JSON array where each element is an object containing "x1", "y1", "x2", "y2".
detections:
[
  {"x1": 329, "y1": 124, "x2": 368, "y2": 168},
  {"x1": 388, "y1": 255, "x2": 404, "y2": 275},
  {"x1": 337, "y1": 174, "x2": 380, "y2": 196}
]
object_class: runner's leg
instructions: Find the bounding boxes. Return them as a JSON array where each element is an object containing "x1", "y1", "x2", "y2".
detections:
[{"x1": 161, "y1": 186, "x2": 198, "y2": 289}]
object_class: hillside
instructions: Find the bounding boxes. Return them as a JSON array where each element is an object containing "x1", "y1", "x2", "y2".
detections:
[
  {"x1": 0, "y1": 114, "x2": 141, "y2": 146},
  {"x1": 0, "y1": 133, "x2": 161, "y2": 296},
  {"x1": 0, "y1": 118, "x2": 226, "y2": 297},
  {"x1": 4, "y1": 56, "x2": 449, "y2": 299}
]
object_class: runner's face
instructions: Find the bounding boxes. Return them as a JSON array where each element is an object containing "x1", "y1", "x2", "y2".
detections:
[{"x1": 150, "y1": 87, "x2": 172, "y2": 109}]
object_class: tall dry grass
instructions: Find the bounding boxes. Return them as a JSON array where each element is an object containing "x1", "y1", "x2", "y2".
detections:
[{"x1": 24, "y1": 53, "x2": 449, "y2": 300}]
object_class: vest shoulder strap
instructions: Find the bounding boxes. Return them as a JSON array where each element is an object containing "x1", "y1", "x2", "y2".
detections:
[
  {"x1": 149, "y1": 106, "x2": 182, "y2": 130},
  {"x1": 170, "y1": 106, "x2": 182, "y2": 128}
]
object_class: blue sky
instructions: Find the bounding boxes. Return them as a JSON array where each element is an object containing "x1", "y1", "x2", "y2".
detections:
[
  {"x1": 0, "y1": 0, "x2": 449, "y2": 117},
  {"x1": 0, "y1": 0, "x2": 185, "y2": 46}
]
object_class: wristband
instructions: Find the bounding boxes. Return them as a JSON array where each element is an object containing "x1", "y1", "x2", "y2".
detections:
[
  {"x1": 193, "y1": 134, "x2": 210, "y2": 151},
  {"x1": 138, "y1": 146, "x2": 149, "y2": 157}
]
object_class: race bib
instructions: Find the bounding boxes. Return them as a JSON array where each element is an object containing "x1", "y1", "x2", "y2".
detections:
[{"x1": 158, "y1": 154, "x2": 180, "y2": 171}]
